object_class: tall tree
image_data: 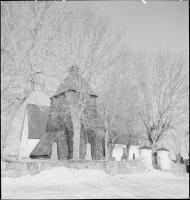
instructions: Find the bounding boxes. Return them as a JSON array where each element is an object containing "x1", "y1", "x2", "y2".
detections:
[
  {"x1": 130, "y1": 49, "x2": 189, "y2": 163},
  {"x1": 49, "y1": 7, "x2": 127, "y2": 160},
  {"x1": 163, "y1": 128, "x2": 189, "y2": 161},
  {"x1": 1, "y1": 1, "x2": 69, "y2": 154},
  {"x1": 184, "y1": 131, "x2": 189, "y2": 158},
  {"x1": 96, "y1": 64, "x2": 136, "y2": 161}
]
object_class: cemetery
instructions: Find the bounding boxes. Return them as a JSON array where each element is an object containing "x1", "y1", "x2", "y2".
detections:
[
  {"x1": 2, "y1": 66, "x2": 188, "y2": 178},
  {"x1": 1, "y1": 1, "x2": 189, "y2": 199}
]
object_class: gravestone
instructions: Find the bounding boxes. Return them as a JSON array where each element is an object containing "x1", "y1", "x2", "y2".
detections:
[
  {"x1": 176, "y1": 154, "x2": 181, "y2": 163},
  {"x1": 180, "y1": 156, "x2": 184, "y2": 164},
  {"x1": 50, "y1": 142, "x2": 58, "y2": 160},
  {"x1": 85, "y1": 143, "x2": 92, "y2": 160}
]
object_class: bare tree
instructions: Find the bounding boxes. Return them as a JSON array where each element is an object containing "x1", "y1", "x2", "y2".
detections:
[
  {"x1": 184, "y1": 131, "x2": 189, "y2": 158},
  {"x1": 168, "y1": 131, "x2": 183, "y2": 162},
  {"x1": 1, "y1": 1, "x2": 70, "y2": 154},
  {"x1": 129, "y1": 49, "x2": 189, "y2": 163},
  {"x1": 164, "y1": 129, "x2": 189, "y2": 162},
  {"x1": 47, "y1": 7, "x2": 127, "y2": 160},
  {"x1": 96, "y1": 64, "x2": 137, "y2": 161}
]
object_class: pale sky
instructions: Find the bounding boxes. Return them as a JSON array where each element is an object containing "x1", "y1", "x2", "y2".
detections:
[{"x1": 71, "y1": 1, "x2": 189, "y2": 51}]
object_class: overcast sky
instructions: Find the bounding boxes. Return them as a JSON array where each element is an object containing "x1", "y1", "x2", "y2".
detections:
[{"x1": 72, "y1": 1, "x2": 189, "y2": 52}]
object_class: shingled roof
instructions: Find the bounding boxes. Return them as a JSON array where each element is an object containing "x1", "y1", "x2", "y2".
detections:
[
  {"x1": 114, "y1": 134, "x2": 139, "y2": 146},
  {"x1": 156, "y1": 147, "x2": 169, "y2": 152},
  {"x1": 52, "y1": 66, "x2": 97, "y2": 98},
  {"x1": 139, "y1": 145, "x2": 152, "y2": 150},
  {"x1": 30, "y1": 130, "x2": 63, "y2": 158},
  {"x1": 27, "y1": 104, "x2": 49, "y2": 139}
]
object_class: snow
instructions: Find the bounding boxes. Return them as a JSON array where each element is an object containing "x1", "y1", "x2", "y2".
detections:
[{"x1": 2, "y1": 167, "x2": 189, "y2": 199}]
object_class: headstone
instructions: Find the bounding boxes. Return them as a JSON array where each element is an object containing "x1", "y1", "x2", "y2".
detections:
[
  {"x1": 176, "y1": 154, "x2": 181, "y2": 163},
  {"x1": 186, "y1": 165, "x2": 189, "y2": 173},
  {"x1": 153, "y1": 152, "x2": 157, "y2": 165},
  {"x1": 184, "y1": 159, "x2": 189, "y2": 165},
  {"x1": 85, "y1": 143, "x2": 92, "y2": 160},
  {"x1": 180, "y1": 156, "x2": 184, "y2": 164},
  {"x1": 50, "y1": 142, "x2": 58, "y2": 160}
]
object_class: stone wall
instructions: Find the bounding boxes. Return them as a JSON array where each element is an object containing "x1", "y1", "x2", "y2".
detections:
[
  {"x1": 170, "y1": 162, "x2": 187, "y2": 173},
  {"x1": 1, "y1": 157, "x2": 154, "y2": 178}
]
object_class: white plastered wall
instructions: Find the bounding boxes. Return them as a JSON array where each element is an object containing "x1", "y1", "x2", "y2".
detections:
[
  {"x1": 28, "y1": 139, "x2": 40, "y2": 156},
  {"x1": 139, "y1": 149, "x2": 152, "y2": 159},
  {"x1": 19, "y1": 108, "x2": 41, "y2": 158},
  {"x1": 19, "y1": 109, "x2": 29, "y2": 158},
  {"x1": 128, "y1": 145, "x2": 140, "y2": 160},
  {"x1": 112, "y1": 147, "x2": 123, "y2": 161},
  {"x1": 3, "y1": 91, "x2": 51, "y2": 157},
  {"x1": 157, "y1": 151, "x2": 170, "y2": 170},
  {"x1": 139, "y1": 149, "x2": 153, "y2": 170},
  {"x1": 112, "y1": 145, "x2": 140, "y2": 161}
]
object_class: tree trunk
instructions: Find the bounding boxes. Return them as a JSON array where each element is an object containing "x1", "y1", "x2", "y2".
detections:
[
  {"x1": 109, "y1": 143, "x2": 115, "y2": 158},
  {"x1": 105, "y1": 130, "x2": 109, "y2": 161},
  {"x1": 176, "y1": 154, "x2": 181, "y2": 164},
  {"x1": 149, "y1": 137, "x2": 162, "y2": 152},
  {"x1": 149, "y1": 136, "x2": 162, "y2": 166},
  {"x1": 71, "y1": 107, "x2": 81, "y2": 160},
  {"x1": 125, "y1": 144, "x2": 130, "y2": 161},
  {"x1": 104, "y1": 130, "x2": 110, "y2": 174}
]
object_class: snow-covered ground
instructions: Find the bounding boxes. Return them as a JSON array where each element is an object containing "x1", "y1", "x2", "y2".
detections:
[{"x1": 2, "y1": 167, "x2": 189, "y2": 199}]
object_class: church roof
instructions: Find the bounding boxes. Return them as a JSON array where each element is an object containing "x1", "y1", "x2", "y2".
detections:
[
  {"x1": 114, "y1": 134, "x2": 139, "y2": 145},
  {"x1": 139, "y1": 145, "x2": 152, "y2": 150},
  {"x1": 30, "y1": 130, "x2": 63, "y2": 158},
  {"x1": 156, "y1": 147, "x2": 169, "y2": 152},
  {"x1": 27, "y1": 104, "x2": 49, "y2": 139},
  {"x1": 52, "y1": 66, "x2": 97, "y2": 98}
]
